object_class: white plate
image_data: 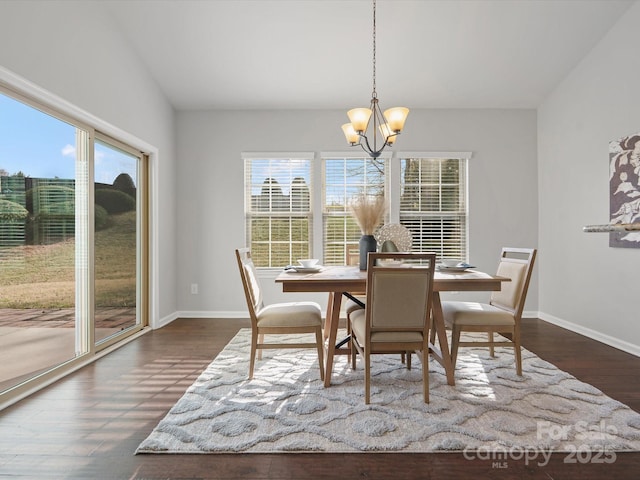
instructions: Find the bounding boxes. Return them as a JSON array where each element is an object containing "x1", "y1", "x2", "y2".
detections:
[
  {"x1": 438, "y1": 265, "x2": 475, "y2": 272},
  {"x1": 291, "y1": 266, "x2": 322, "y2": 273}
]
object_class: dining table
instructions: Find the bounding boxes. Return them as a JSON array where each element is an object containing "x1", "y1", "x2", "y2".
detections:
[{"x1": 275, "y1": 265, "x2": 511, "y2": 388}]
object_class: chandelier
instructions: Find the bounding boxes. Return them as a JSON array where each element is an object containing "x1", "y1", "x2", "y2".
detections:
[{"x1": 341, "y1": 0, "x2": 409, "y2": 158}]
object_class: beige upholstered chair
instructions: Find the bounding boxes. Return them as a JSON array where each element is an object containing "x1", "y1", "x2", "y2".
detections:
[
  {"x1": 235, "y1": 248, "x2": 325, "y2": 380},
  {"x1": 345, "y1": 224, "x2": 413, "y2": 334},
  {"x1": 349, "y1": 252, "x2": 436, "y2": 404},
  {"x1": 441, "y1": 247, "x2": 537, "y2": 376}
]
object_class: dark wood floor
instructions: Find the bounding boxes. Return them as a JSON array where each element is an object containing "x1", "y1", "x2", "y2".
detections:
[{"x1": 0, "y1": 317, "x2": 638, "y2": 479}]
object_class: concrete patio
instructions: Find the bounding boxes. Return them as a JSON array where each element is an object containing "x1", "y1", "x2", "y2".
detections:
[{"x1": 0, "y1": 307, "x2": 136, "y2": 391}]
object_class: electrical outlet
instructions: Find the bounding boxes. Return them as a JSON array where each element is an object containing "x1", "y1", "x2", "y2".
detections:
[{"x1": 191, "y1": 283, "x2": 198, "y2": 294}]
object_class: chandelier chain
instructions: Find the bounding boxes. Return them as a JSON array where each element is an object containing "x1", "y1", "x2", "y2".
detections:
[{"x1": 372, "y1": 0, "x2": 377, "y2": 98}]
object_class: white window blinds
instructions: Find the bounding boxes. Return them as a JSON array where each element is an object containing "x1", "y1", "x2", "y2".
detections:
[
  {"x1": 322, "y1": 154, "x2": 389, "y2": 265},
  {"x1": 399, "y1": 156, "x2": 468, "y2": 261},
  {"x1": 243, "y1": 154, "x2": 313, "y2": 268}
]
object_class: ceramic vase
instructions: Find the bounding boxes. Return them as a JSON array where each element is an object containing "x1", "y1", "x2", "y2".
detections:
[{"x1": 359, "y1": 234, "x2": 377, "y2": 270}]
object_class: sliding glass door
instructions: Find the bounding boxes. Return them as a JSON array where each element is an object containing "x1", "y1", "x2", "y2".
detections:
[
  {"x1": 0, "y1": 87, "x2": 148, "y2": 396},
  {"x1": 0, "y1": 92, "x2": 82, "y2": 391},
  {"x1": 94, "y1": 137, "x2": 146, "y2": 347}
]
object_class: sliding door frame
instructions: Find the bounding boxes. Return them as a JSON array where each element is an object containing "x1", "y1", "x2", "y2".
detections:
[
  {"x1": 93, "y1": 132, "x2": 149, "y2": 351},
  {"x1": 0, "y1": 69, "x2": 157, "y2": 409}
]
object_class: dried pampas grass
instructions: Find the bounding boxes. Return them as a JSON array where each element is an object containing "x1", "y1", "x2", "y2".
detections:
[{"x1": 349, "y1": 194, "x2": 386, "y2": 235}]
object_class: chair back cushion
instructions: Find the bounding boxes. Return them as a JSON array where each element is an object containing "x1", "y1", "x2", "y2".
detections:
[
  {"x1": 489, "y1": 248, "x2": 536, "y2": 316},
  {"x1": 490, "y1": 260, "x2": 526, "y2": 311},
  {"x1": 366, "y1": 252, "x2": 436, "y2": 335},
  {"x1": 243, "y1": 263, "x2": 264, "y2": 313},
  {"x1": 235, "y1": 248, "x2": 264, "y2": 317},
  {"x1": 369, "y1": 270, "x2": 431, "y2": 329}
]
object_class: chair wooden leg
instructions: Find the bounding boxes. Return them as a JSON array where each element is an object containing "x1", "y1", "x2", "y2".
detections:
[
  {"x1": 249, "y1": 335, "x2": 258, "y2": 379},
  {"x1": 429, "y1": 315, "x2": 436, "y2": 344},
  {"x1": 513, "y1": 329, "x2": 522, "y2": 376},
  {"x1": 316, "y1": 328, "x2": 325, "y2": 381},
  {"x1": 451, "y1": 325, "x2": 462, "y2": 371},
  {"x1": 406, "y1": 351, "x2": 412, "y2": 370},
  {"x1": 257, "y1": 333, "x2": 264, "y2": 360},
  {"x1": 488, "y1": 332, "x2": 495, "y2": 357},
  {"x1": 348, "y1": 314, "x2": 357, "y2": 370},
  {"x1": 350, "y1": 335, "x2": 357, "y2": 370},
  {"x1": 364, "y1": 349, "x2": 371, "y2": 404},
  {"x1": 422, "y1": 348, "x2": 429, "y2": 403}
]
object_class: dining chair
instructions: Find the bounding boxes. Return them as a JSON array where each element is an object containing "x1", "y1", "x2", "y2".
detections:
[
  {"x1": 441, "y1": 247, "x2": 537, "y2": 376},
  {"x1": 346, "y1": 224, "x2": 414, "y2": 363},
  {"x1": 235, "y1": 248, "x2": 325, "y2": 380},
  {"x1": 345, "y1": 223, "x2": 413, "y2": 327},
  {"x1": 349, "y1": 252, "x2": 436, "y2": 404}
]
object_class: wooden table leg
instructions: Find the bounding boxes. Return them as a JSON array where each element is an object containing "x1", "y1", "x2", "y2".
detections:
[
  {"x1": 323, "y1": 293, "x2": 333, "y2": 342},
  {"x1": 431, "y1": 292, "x2": 456, "y2": 386},
  {"x1": 323, "y1": 291, "x2": 343, "y2": 387}
]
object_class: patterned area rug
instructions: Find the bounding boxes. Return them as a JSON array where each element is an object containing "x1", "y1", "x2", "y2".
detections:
[{"x1": 137, "y1": 329, "x2": 640, "y2": 454}]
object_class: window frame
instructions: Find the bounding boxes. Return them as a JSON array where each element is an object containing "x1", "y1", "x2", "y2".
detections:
[
  {"x1": 0, "y1": 78, "x2": 151, "y2": 406},
  {"x1": 321, "y1": 152, "x2": 391, "y2": 266},
  {"x1": 242, "y1": 152, "x2": 314, "y2": 268},
  {"x1": 244, "y1": 151, "x2": 471, "y2": 269},
  {"x1": 396, "y1": 152, "x2": 471, "y2": 262}
]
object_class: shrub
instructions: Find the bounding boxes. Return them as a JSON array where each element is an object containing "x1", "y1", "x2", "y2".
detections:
[
  {"x1": 113, "y1": 173, "x2": 136, "y2": 198},
  {"x1": 95, "y1": 189, "x2": 135, "y2": 214},
  {"x1": 95, "y1": 204, "x2": 110, "y2": 230},
  {"x1": 38, "y1": 200, "x2": 74, "y2": 216},
  {"x1": 0, "y1": 199, "x2": 29, "y2": 221},
  {"x1": 26, "y1": 185, "x2": 75, "y2": 214}
]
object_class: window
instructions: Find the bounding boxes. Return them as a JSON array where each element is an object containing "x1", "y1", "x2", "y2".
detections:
[
  {"x1": 94, "y1": 135, "x2": 146, "y2": 347},
  {"x1": 322, "y1": 154, "x2": 388, "y2": 265},
  {"x1": 399, "y1": 156, "x2": 468, "y2": 261},
  {"x1": 244, "y1": 152, "x2": 469, "y2": 268},
  {"x1": 243, "y1": 154, "x2": 312, "y2": 267},
  {"x1": 0, "y1": 84, "x2": 149, "y2": 400}
]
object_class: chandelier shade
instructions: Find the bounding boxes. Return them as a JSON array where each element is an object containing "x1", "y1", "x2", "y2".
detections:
[
  {"x1": 347, "y1": 108, "x2": 373, "y2": 132},
  {"x1": 379, "y1": 122, "x2": 396, "y2": 145},
  {"x1": 341, "y1": 0, "x2": 409, "y2": 158},
  {"x1": 383, "y1": 107, "x2": 409, "y2": 132},
  {"x1": 341, "y1": 123, "x2": 359, "y2": 144}
]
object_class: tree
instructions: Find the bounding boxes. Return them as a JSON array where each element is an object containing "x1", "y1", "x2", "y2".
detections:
[
  {"x1": 290, "y1": 177, "x2": 310, "y2": 212},
  {"x1": 113, "y1": 173, "x2": 136, "y2": 198}
]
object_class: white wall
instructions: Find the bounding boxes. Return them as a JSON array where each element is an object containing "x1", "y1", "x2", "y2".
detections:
[
  {"x1": 0, "y1": 1, "x2": 178, "y2": 326},
  {"x1": 1, "y1": 0, "x2": 635, "y2": 366},
  {"x1": 538, "y1": 2, "x2": 640, "y2": 353},
  {"x1": 176, "y1": 108, "x2": 538, "y2": 316}
]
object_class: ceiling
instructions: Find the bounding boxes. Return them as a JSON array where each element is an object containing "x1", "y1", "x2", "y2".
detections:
[{"x1": 103, "y1": 0, "x2": 633, "y2": 111}]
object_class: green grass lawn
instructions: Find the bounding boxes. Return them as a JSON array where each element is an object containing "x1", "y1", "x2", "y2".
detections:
[{"x1": 0, "y1": 211, "x2": 136, "y2": 308}]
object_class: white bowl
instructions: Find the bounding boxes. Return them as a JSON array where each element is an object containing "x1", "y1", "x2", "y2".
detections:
[
  {"x1": 378, "y1": 259, "x2": 404, "y2": 267},
  {"x1": 441, "y1": 259, "x2": 461, "y2": 267},
  {"x1": 298, "y1": 258, "x2": 319, "y2": 268}
]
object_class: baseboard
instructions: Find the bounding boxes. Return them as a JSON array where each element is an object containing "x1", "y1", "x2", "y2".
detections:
[
  {"x1": 175, "y1": 311, "x2": 249, "y2": 319},
  {"x1": 174, "y1": 310, "x2": 348, "y2": 321},
  {"x1": 537, "y1": 311, "x2": 640, "y2": 358},
  {"x1": 154, "y1": 311, "x2": 180, "y2": 329}
]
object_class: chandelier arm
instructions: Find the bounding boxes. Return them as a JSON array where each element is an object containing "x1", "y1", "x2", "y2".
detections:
[
  {"x1": 372, "y1": 97, "x2": 386, "y2": 152},
  {"x1": 357, "y1": 132, "x2": 386, "y2": 159}
]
